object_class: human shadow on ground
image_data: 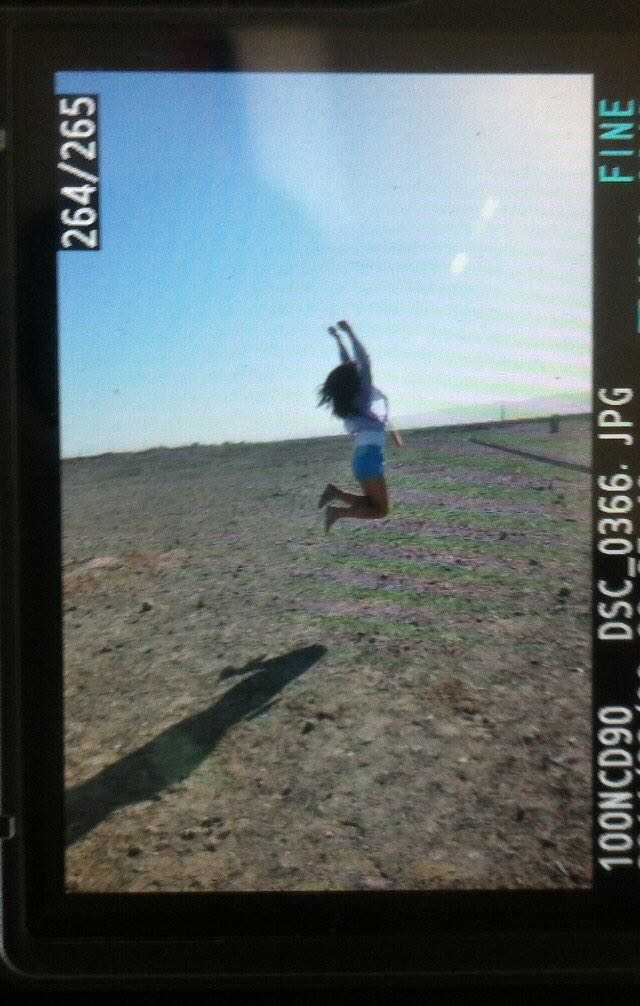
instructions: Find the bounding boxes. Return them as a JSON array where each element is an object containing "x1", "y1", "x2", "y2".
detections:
[{"x1": 65, "y1": 644, "x2": 326, "y2": 846}]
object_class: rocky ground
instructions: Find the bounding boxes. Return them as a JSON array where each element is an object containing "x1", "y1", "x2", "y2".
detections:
[{"x1": 62, "y1": 416, "x2": 591, "y2": 892}]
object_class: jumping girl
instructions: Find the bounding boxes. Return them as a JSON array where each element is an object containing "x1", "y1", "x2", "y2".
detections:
[{"x1": 317, "y1": 319, "x2": 403, "y2": 533}]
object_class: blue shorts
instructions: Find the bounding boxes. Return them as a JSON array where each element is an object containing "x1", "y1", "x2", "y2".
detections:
[{"x1": 352, "y1": 444, "x2": 385, "y2": 481}]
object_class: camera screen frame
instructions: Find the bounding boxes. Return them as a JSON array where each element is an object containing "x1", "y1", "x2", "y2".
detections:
[{"x1": 2, "y1": 1, "x2": 640, "y2": 985}]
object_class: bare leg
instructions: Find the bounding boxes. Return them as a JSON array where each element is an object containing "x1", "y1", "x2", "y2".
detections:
[
  {"x1": 319, "y1": 482, "x2": 370, "y2": 508},
  {"x1": 333, "y1": 486, "x2": 370, "y2": 505},
  {"x1": 325, "y1": 477, "x2": 389, "y2": 533},
  {"x1": 325, "y1": 499, "x2": 379, "y2": 532}
]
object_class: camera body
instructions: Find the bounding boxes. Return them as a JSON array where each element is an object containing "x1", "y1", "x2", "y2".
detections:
[{"x1": 2, "y1": 0, "x2": 640, "y2": 990}]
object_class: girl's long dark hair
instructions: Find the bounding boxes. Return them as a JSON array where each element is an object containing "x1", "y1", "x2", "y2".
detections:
[{"x1": 317, "y1": 361, "x2": 361, "y2": 419}]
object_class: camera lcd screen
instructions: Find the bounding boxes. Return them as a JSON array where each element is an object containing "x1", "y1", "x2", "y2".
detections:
[{"x1": 55, "y1": 69, "x2": 592, "y2": 894}]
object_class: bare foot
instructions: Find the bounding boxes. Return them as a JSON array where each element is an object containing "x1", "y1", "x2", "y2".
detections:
[
  {"x1": 318, "y1": 483, "x2": 336, "y2": 509},
  {"x1": 324, "y1": 506, "x2": 340, "y2": 533}
]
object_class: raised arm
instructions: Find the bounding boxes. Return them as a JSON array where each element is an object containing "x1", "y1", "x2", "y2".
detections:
[
  {"x1": 337, "y1": 320, "x2": 372, "y2": 391},
  {"x1": 328, "y1": 325, "x2": 350, "y2": 364}
]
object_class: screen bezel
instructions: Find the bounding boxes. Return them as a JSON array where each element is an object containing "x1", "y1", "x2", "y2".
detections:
[{"x1": 3, "y1": 3, "x2": 640, "y2": 982}]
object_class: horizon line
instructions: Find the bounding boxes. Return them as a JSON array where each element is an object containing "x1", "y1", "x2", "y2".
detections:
[{"x1": 61, "y1": 410, "x2": 592, "y2": 463}]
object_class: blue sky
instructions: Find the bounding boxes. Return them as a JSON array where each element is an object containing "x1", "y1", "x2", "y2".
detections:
[{"x1": 55, "y1": 72, "x2": 592, "y2": 458}]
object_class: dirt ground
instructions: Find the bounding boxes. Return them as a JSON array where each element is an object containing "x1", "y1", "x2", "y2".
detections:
[{"x1": 62, "y1": 415, "x2": 591, "y2": 892}]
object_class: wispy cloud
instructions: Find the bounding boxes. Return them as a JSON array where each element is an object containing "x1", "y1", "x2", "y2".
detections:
[
  {"x1": 475, "y1": 195, "x2": 500, "y2": 234},
  {"x1": 450, "y1": 252, "x2": 468, "y2": 275},
  {"x1": 481, "y1": 196, "x2": 499, "y2": 221},
  {"x1": 450, "y1": 197, "x2": 499, "y2": 274}
]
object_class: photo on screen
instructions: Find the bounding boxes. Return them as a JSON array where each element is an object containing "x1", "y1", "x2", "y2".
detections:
[{"x1": 56, "y1": 70, "x2": 592, "y2": 893}]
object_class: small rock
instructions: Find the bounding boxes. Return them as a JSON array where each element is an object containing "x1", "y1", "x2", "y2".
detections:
[
  {"x1": 364, "y1": 876, "x2": 388, "y2": 890},
  {"x1": 558, "y1": 586, "x2": 571, "y2": 599},
  {"x1": 87, "y1": 556, "x2": 121, "y2": 570},
  {"x1": 530, "y1": 658, "x2": 540, "y2": 665},
  {"x1": 140, "y1": 601, "x2": 153, "y2": 613},
  {"x1": 528, "y1": 559, "x2": 539, "y2": 566},
  {"x1": 522, "y1": 727, "x2": 540, "y2": 743},
  {"x1": 127, "y1": 846, "x2": 142, "y2": 858},
  {"x1": 98, "y1": 645, "x2": 112, "y2": 654},
  {"x1": 541, "y1": 837, "x2": 556, "y2": 848},
  {"x1": 456, "y1": 702, "x2": 478, "y2": 715},
  {"x1": 499, "y1": 532, "x2": 507, "y2": 540},
  {"x1": 181, "y1": 829, "x2": 196, "y2": 841},
  {"x1": 302, "y1": 721, "x2": 315, "y2": 734}
]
